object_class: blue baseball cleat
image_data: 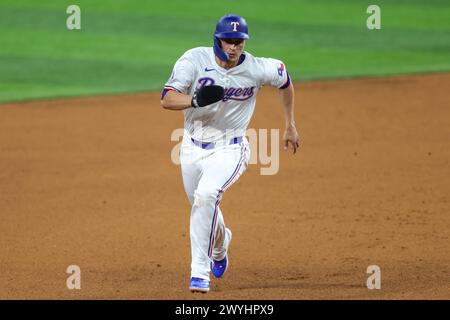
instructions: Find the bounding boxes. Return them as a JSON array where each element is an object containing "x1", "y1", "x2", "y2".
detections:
[
  {"x1": 189, "y1": 277, "x2": 210, "y2": 293},
  {"x1": 211, "y1": 228, "x2": 232, "y2": 278},
  {"x1": 211, "y1": 256, "x2": 228, "y2": 278}
]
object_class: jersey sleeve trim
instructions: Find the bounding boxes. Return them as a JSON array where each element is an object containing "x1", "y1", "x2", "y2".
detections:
[
  {"x1": 161, "y1": 86, "x2": 179, "y2": 100},
  {"x1": 164, "y1": 85, "x2": 181, "y2": 92},
  {"x1": 279, "y1": 72, "x2": 291, "y2": 89}
]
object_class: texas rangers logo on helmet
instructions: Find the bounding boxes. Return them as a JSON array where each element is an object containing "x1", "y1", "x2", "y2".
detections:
[{"x1": 230, "y1": 21, "x2": 240, "y2": 31}]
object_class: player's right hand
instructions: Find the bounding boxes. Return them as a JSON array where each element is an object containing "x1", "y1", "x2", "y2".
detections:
[{"x1": 191, "y1": 85, "x2": 225, "y2": 108}]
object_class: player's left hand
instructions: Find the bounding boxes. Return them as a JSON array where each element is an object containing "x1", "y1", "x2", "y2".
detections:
[{"x1": 283, "y1": 125, "x2": 300, "y2": 154}]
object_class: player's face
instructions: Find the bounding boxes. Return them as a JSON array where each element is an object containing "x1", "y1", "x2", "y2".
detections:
[{"x1": 220, "y1": 39, "x2": 245, "y2": 63}]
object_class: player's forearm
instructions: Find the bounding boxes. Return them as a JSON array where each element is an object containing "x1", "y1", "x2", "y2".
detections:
[
  {"x1": 279, "y1": 83, "x2": 296, "y2": 128},
  {"x1": 161, "y1": 90, "x2": 192, "y2": 110}
]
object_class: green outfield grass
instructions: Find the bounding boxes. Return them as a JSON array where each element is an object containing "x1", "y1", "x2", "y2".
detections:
[{"x1": 0, "y1": 0, "x2": 449, "y2": 102}]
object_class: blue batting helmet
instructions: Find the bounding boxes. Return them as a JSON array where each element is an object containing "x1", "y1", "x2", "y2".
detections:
[{"x1": 213, "y1": 14, "x2": 249, "y2": 61}]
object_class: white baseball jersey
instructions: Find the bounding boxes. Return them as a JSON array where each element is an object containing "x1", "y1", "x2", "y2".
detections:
[{"x1": 164, "y1": 47, "x2": 290, "y2": 142}]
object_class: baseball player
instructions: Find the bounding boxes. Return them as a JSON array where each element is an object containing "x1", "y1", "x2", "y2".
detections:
[{"x1": 161, "y1": 14, "x2": 299, "y2": 293}]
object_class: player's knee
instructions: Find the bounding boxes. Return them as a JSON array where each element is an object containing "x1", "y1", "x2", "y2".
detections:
[{"x1": 193, "y1": 189, "x2": 219, "y2": 207}]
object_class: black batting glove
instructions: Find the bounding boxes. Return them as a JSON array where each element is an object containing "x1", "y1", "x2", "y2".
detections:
[{"x1": 191, "y1": 85, "x2": 225, "y2": 108}]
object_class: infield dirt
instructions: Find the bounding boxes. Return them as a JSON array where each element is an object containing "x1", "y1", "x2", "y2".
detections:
[{"x1": 0, "y1": 74, "x2": 449, "y2": 299}]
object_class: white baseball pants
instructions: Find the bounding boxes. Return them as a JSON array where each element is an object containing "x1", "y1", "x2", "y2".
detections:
[{"x1": 180, "y1": 133, "x2": 250, "y2": 281}]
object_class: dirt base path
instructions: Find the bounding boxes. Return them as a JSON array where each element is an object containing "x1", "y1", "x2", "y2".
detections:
[{"x1": 0, "y1": 74, "x2": 449, "y2": 299}]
